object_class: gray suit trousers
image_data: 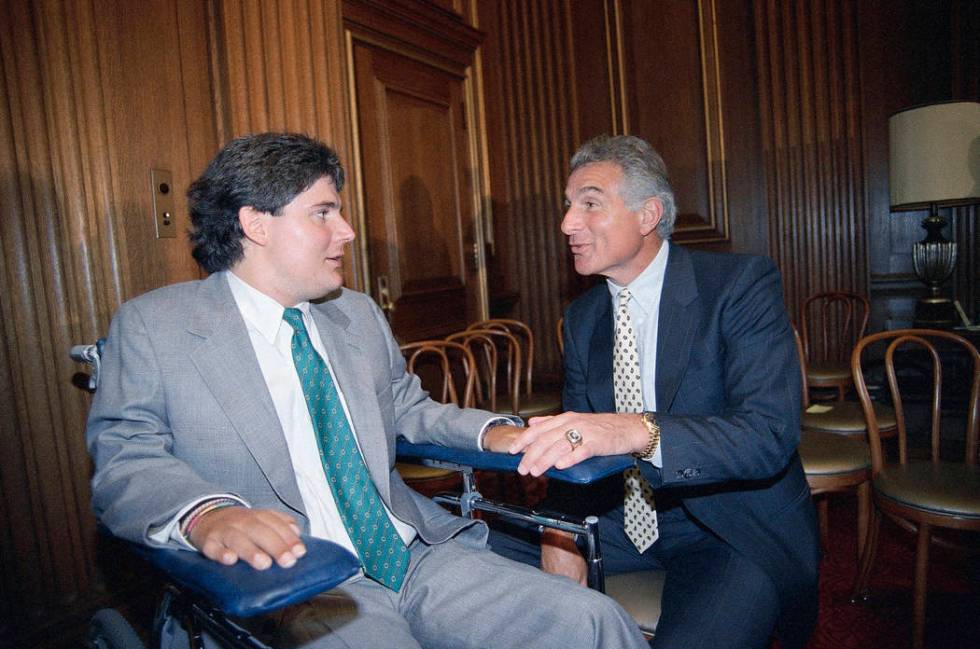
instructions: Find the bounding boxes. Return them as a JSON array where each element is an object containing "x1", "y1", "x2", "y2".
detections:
[{"x1": 162, "y1": 537, "x2": 647, "y2": 649}]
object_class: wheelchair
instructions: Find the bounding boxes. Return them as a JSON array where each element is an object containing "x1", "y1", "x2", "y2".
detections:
[{"x1": 72, "y1": 340, "x2": 662, "y2": 647}]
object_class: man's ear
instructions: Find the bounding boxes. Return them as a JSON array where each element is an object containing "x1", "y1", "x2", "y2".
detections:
[
  {"x1": 238, "y1": 206, "x2": 268, "y2": 246},
  {"x1": 638, "y1": 196, "x2": 664, "y2": 236}
]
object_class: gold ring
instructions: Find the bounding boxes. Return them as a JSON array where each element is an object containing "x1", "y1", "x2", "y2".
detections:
[{"x1": 564, "y1": 428, "x2": 583, "y2": 451}]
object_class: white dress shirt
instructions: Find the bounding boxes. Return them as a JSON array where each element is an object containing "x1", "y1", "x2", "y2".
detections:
[
  {"x1": 606, "y1": 241, "x2": 670, "y2": 467},
  {"x1": 224, "y1": 270, "x2": 417, "y2": 555}
]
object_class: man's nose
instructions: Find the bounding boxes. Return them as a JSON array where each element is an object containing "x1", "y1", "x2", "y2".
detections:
[
  {"x1": 338, "y1": 216, "x2": 356, "y2": 242},
  {"x1": 560, "y1": 209, "x2": 578, "y2": 235}
]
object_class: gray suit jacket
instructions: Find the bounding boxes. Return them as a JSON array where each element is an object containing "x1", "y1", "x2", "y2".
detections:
[{"x1": 87, "y1": 273, "x2": 493, "y2": 549}]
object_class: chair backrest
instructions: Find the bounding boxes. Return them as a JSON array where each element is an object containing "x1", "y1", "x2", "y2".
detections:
[
  {"x1": 851, "y1": 329, "x2": 979, "y2": 474},
  {"x1": 556, "y1": 316, "x2": 564, "y2": 357},
  {"x1": 790, "y1": 324, "x2": 812, "y2": 409},
  {"x1": 800, "y1": 291, "x2": 870, "y2": 364},
  {"x1": 399, "y1": 340, "x2": 477, "y2": 408},
  {"x1": 447, "y1": 328, "x2": 522, "y2": 413},
  {"x1": 467, "y1": 319, "x2": 534, "y2": 395}
]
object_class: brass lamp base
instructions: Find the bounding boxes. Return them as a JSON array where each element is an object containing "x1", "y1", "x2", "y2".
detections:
[{"x1": 911, "y1": 205, "x2": 958, "y2": 329}]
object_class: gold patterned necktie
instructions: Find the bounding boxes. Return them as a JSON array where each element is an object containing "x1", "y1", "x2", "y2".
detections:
[
  {"x1": 283, "y1": 308, "x2": 410, "y2": 591},
  {"x1": 614, "y1": 288, "x2": 659, "y2": 552}
]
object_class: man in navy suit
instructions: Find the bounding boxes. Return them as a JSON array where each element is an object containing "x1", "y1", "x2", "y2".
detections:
[{"x1": 486, "y1": 135, "x2": 819, "y2": 648}]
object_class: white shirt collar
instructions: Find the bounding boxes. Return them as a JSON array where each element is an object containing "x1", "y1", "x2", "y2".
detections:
[
  {"x1": 224, "y1": 270, "x2": 312, "y2": 344},
  {"x1": 606, "y1": 240, "x2": 670, "y2": 314}
]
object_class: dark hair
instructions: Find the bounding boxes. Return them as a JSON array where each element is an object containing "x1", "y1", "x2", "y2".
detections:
[
  {"x1": 570, "y1": 134, "x2": 677, "y2": 238},
  {"x1": 187, "y1": 132, "x2": 345, "y2": 273}
]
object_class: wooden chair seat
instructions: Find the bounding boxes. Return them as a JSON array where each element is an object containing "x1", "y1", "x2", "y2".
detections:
[
  {"x1": 604, "y1": 570, "x2": 665, "y2": 638},
  {"x1": 802, "y1": 400, "x2": 897, "y2": 436},
  {"x1": 807, "y1": 360, "x2": 850, "y2": 383},
  {"x1": 875, "y1": 462, "x2": 980, "y2": 518},
  {"x1": 799, "y1": 430, "x2": 871, "y2": 478},
  {"x1": 477, "y1": 389, "x2": 561, "y2": 420}
]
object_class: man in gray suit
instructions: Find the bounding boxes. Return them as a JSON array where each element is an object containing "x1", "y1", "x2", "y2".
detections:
[{"x1": 87, "y1": 132, "x2": 646, "y2": 649}]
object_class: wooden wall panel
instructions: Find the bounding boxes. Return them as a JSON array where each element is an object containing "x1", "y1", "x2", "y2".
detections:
[
  {"x1": 208, "y1": 0, "x2": 358, "y2": 286},
  {"x1": 479, "y1": 0, "x2": 768, "y2": 379},
  {"x1": 477, "y1": 0, "x2": 579, "y2": 382},
  {"x1": 753, "y1": 0, "x2": 867, "y2": 330},
  {"x1": 860, "y1": 0, "x2": 978, "y2": 330},
  {"x1": 1, "y1": 0, "x2": 217, "y2": 644}
]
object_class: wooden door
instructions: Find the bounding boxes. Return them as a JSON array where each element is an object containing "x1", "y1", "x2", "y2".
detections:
[{"x1": 350, "y1": 40, "x2": 486, "y2": 342}]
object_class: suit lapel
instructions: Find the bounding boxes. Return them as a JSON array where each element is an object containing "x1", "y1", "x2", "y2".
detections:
[
  {"x1": 310, "y1": 300, "x2": 393, "y2": 503},
  {"x1": 587, "y1": 294, "x2": 616, "y2": 413},
  {"x1": 657, "y1": 244, "x2": 700, "y2": 412},
  {"x1": 186, "y1": 274, "x2": 306, "y2": 516}
]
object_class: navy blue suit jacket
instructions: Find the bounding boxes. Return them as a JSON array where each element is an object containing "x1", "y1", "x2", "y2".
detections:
[{"x1": 560, "y1": 243, "x2": 819, "y2": 646}]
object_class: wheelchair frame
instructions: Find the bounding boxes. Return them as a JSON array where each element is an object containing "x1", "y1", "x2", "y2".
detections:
[{"x1": 72, "y1": 341, "x2": 638, "y2": 648}]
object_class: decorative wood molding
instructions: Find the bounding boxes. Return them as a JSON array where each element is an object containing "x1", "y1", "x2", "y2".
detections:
[
  {"x1": 753, "y1": 0, "x2": 867, "y2": 322},
  {"x1": 613, "y1": 0, "x2": 730, "y2": 244}
]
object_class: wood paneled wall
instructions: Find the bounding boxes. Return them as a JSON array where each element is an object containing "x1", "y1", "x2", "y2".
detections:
[
  {"x1": 0, "y1": 1, "x2": 349, "y2": 645},
  {"x1": 481, "y1": 0, "x2": 976, "y2": 381},
  {"x1": 477, "y1": 0, "x2": 579, "y2": 382},
  {"x1": 860, "y1": 0, "x2": 979, "y2": 330},
  {"x1": 1, "y1": 1, "x2": 216, "y2": 642},
  {"x1": 208, "y1": 0, "x2": 358, "y2": 285},
  {"x1": 753, "y1": 0, "x2": 867, "y2": 326}
]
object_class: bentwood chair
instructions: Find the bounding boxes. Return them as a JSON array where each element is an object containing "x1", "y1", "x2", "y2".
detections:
[
  {"x1": 396, "y1": 341, "x2": 478, "y2": 495},
  {"x1": 447, "y1": 328, "x2": 522, "y2": 415},
  {"x1": 466, "y1": 319, "x2": 562, "y2": 419},
  {"x1": 800, "y1": 291, "x2": 870, "y2": 401},
  {"x1": 850, "y1": 329, "x2": 980, "y2": 649},
  {"x1": 793, "y1": 325, "x2": 873, "y2": 561}
]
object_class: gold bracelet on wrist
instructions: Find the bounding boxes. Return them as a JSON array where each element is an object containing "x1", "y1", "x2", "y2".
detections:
[{"x1": 633, "y1": 411, "x2": 661, "y2": 460}]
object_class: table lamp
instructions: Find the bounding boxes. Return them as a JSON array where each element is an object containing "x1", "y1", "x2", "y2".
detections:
[{"x1": 889, "y1": 101, "x2": 980, "y2": 327}]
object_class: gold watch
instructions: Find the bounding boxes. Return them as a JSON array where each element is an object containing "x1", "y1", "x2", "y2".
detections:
[{"x1": 634, "y1": 411, "x2": 661, "y2": 460}]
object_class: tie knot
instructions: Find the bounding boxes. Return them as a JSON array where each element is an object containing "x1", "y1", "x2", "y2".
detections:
[
  {"x1": 283, "y1": 307, "x2": 306, "y2": 333},
  {"x1": 618, "y1": 287, "x2": 632, "y2": 307}
]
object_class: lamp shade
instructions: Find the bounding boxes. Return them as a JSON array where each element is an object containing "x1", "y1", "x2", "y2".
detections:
[{"x1": 889, "y1": 101, "x2": 980, "y2": 211}]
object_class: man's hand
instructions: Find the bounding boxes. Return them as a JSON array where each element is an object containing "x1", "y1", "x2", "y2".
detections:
[
  {"x1": 189, "y1": 507, "x2": 306, "y2": 570},
  {"x1": 510, "y1": 412, "x2": 648, "y2": 476},
  {"x1": 481, "y1": 423, "x2": 524, "y2": 453},
  {"x1": 541, "y1": 529, "x2": 587, "y2": 586}
]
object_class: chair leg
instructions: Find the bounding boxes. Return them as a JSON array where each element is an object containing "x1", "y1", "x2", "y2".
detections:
[
  {"x1": 817, "y1": 497, "x2": 830, "y2": 550},
  {"x1": 913, "y1": 522, "x2": 931, "y2": 649},
  {"x1": 855, "y1": 482, "x2": 870, "y2": 563},
  {"x1": 851, "y1": 506, "x2": 880, "y2": 600}
]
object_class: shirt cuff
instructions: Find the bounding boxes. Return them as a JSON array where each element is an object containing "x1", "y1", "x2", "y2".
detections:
[
  {"x1": 148, "y1": 493, "x2": 249, "y2": 550},
  {"x1": 639, "y1": 444, "x2": 663, "y2": 468},
  {"x1": 477, "y1": 416, "x2": 522, "y2": 451}
]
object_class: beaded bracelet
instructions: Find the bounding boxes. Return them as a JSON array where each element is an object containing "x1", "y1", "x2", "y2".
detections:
[{"x1": 179, "y1": 497, "x2": 242, "y2": 540}]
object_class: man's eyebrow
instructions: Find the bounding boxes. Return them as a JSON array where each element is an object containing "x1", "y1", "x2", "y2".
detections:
[
  {"x1": 311, "y1": 200, "x2": 341, "y2": 210},
  {"x1": 569, "y1": 185, "x2": 606, "y2": 199}
]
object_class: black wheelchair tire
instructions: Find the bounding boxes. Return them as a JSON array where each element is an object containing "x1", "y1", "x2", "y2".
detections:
[{"x1": 87, "y1": 608, "x2": 146, "y2": 649}]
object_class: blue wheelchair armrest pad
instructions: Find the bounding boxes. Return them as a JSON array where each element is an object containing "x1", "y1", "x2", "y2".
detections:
[
  {"x1": 395, "y1": 438, "x2": 634, "y2": 484},
  {"x1": 132, "y1": 536, "x2": 360, "y2": 618}
]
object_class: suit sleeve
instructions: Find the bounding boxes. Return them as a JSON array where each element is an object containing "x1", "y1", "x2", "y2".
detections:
[
  {"x1": 640, "y1": 257, "x2": 802, "y2": 490},
  {"x1": 86, "y1": 303, "x2": 234, "y2": 547},
  {"x1": 364, "y1": 298, "x2": 517, "y2": 450},
  {"x1": 546, "y1": 302, "x2": 624, "y2": 517}
]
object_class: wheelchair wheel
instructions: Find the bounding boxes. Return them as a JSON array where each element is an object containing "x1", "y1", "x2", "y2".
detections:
[{"x1": 87, "y1": 608, "x2": 146, "y2": 649}]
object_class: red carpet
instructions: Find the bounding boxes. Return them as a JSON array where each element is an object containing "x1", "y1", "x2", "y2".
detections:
[
  {"x1": 480, "y1": 474, "x2": 979, "y2": 649},
  {"x1": 804, "y1": 496, "x2": 978, "y2": 649}
]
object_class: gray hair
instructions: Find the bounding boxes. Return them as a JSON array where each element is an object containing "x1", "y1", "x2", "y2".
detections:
[{"x1": 570, "y1": 135, "x2": 677, "y2": 239}]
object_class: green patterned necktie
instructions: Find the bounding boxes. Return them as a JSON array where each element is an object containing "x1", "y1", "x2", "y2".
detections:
[{"x1": 282, "y1": 308, "x2": 410, "y2": 591}]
